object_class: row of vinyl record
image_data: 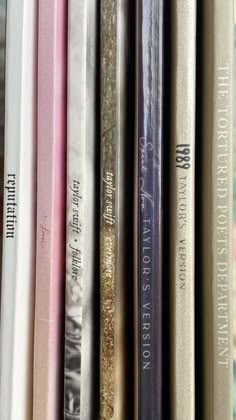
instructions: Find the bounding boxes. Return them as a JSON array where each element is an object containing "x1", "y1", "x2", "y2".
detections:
[{"x1": 0, "y1": 0, "x2": 234, "y2": 419}]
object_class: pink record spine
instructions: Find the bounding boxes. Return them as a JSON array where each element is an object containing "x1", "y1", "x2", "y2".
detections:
[{"x1": 33, "y1": 0, "x2": 67, "y2": 419}]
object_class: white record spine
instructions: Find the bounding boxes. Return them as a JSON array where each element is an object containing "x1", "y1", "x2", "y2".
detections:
[{"x1": 0, "y1": 0, "x2": 37, "y2": 419}]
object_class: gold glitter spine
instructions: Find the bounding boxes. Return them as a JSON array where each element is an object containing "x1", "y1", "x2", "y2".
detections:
[{"x1": 100, "y1": 0, "x2": 117, "y2": 418}]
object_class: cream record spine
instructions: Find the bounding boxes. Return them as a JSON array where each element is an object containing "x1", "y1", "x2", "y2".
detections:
[
  {"x1": 64, "y1": 0, "x2": 97, "y2": 418},
  {"x1": 0, "y1": 0, "x2": 37, "y2": 419},
  {"x1": 201, "y1": 1, "x2": 233, "y2": 419},
  {"x1": 170, "y1": 1, "x2": 196, "y2": 419}
]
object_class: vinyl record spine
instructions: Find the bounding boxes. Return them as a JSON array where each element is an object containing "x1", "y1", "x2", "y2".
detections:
[
  {"x1": 33, "y1": 1, "x2": 67, "y2": 418},
  {"x1": 170, "y1": 1, "x2": 196, "y2": 419},
  {"x1": 100, "y1": 0, "x2": 127, "y2": 418},
  {"x1": 65, "y1": 0, "x2": 97, "y2": 418},
  {"x1": 0, "y1": 1, "x2": 37, "y2": 419},
  {"x1": 202, "y1": 1, "x2": 233, "y2": 419},
  {"x1": 0, "y1": 4, "x2": 6, "y2": 286},
  {"x1": 135, "y1": 0, "x2": 163, "y2": 418}
]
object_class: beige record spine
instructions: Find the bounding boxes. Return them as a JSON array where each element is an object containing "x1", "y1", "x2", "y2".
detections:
[
  {"x1": 202, "y1": 1, "x2": 233, "y2": 419},
  {"x1": 100, "y1": 0, "x2": 127, "y2": 418},
  {"x1": 170, "y1": 1, "x2": 196, "y2": 419}
]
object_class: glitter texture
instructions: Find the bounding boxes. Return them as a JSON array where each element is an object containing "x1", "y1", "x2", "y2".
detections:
[{"x1": 100, "y1": 0, "x2": 117, "y2": 417}]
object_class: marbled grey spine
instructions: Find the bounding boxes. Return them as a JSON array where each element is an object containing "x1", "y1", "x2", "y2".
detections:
[{"x1": 65, "y1": 1, "x2": 96, "y2": 419}]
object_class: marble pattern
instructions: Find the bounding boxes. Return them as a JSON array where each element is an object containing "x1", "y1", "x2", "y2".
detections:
[{"x1": 65, "y1": 1, "x2": 97, "y2": 419}]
